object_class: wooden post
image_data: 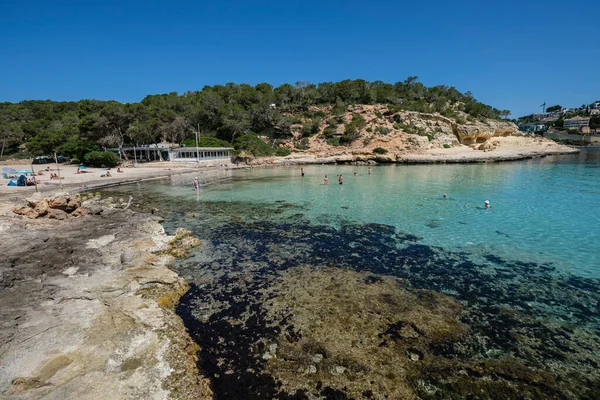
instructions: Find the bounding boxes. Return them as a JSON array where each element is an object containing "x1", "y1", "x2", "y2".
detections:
[
  {"x1": 55, "y1": 152, "x2": 64, "y2": 191},
  {"x1": 30, "y1": 163, "x2": 38, "y2": 193}
]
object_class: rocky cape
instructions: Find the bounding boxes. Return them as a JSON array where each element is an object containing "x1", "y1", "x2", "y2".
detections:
[
  {"x1": 0, "y1": 193, "x2": 212, "y2": 399},
  {"x1": 267, "y1": 105, "x2": 578, "y2": 164}
]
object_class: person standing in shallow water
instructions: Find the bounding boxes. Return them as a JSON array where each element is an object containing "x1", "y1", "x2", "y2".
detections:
[
  {"x1": 324, "y1": 175, "x2": 328, "y2": 185},
  {"x1": 193, "y1": 177, "x2": 199, "y2": 191},
  {"x1": 301, "y1": 168, "x2": 305, "y2": 177},
  {"x1": 368, "y1": 167, "x2": 372, "y2": 175},
  {"x1": 338, "y1": 175, "x2": 343, "y2": 185}
]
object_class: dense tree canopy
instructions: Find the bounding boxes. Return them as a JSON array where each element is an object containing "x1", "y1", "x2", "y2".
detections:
[{"x1": 0, "y1": 78, "x2": 508, "y2": 159}]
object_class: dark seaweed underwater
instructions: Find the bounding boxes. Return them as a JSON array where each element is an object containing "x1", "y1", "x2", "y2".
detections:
[{"x1": 99, "y1": 188, "x2": 600, "y2": 400}]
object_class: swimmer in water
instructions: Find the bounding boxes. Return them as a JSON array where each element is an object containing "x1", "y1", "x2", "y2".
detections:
[
  {"x1": 324, "y1": 175, "x2": 328, "y2": 185},
  {"x1": 338, "y1": 175, "x2": 343, "y2": 185},
  {"x1": 354, "y1": 172, "x2": 358, "y2": 176},
  {"x1": 484, "y1": 200, "x2": 491, "y2": 209},
  {"x1": 443, "y1": 194, "x2": 448, "y2": 199},
  {"x1": 301, "y1": 167, "x2": 305, "y2": 177}
]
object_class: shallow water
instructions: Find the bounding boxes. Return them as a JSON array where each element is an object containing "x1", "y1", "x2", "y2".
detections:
[{"x1": 99, "y1": 149, "x2": 600, "y2": 399}]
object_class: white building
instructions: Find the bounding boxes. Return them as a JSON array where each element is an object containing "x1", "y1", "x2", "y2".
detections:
[
  {"x1": 564, "y1": 117, "x2": 590, "y2": 129},
  {"x1": 169, "y1": 147, "x2": 234, "y2": 163}
]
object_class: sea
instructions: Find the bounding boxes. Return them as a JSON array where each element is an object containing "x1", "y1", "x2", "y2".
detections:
[{"x1": 99, "y1": 148, "x2": 600, "y2": 399}]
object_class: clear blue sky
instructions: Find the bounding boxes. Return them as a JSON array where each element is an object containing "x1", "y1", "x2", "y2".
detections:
[{"x1": 1, "y1": 0, "x2": 598, "y2": 117}]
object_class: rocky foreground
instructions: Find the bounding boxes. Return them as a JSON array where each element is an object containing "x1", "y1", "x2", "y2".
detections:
[{"x1": 0, "y1": 194, "x2": 211, "y2": 399}]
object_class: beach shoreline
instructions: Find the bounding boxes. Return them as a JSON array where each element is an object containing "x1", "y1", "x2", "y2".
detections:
[{"x1": 0, "y1": 137, "x2": 579, "y2": 199}]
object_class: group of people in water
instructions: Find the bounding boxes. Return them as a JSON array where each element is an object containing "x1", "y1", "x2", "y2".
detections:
[
  {"x1": 305, "y1": 167, "x2": 492, "y2": 208},
  {"x1": 301, "y1": 167, "x2": 372, "y2": 186}
]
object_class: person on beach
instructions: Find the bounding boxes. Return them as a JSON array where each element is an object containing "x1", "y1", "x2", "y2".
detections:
[
  {"x1": 484, "y1": 200, "x2": 491, "y2": 209},
  {"x1": 324, "y1": 175, "x2": 328, "y2": 185},
  {"x1": 339, "y1": 175, "x2": 343, "y2": 185},
  {"x1": 368, "y1": 167, "x2": 372, "y2": 175},
  {"x1": 301, "y1": 168, "x2": 305, "y2": 177},
  {"x1": 106, "y1": 171, "x2": 112, "y2": 177},
  {"x1": 193, "y1": 177, "x2": 199, "y2": 191},
  {"x1": 117, "y1": 167, "x2": 123, "y2": 173}
]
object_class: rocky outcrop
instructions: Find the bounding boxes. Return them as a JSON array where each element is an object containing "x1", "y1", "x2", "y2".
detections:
[
  {"x1": 13, "y1": 193, "x2": 85, "y2": 219},
  {"x1": 0, "y1": 199, "x2": 212, "y2": 399}
]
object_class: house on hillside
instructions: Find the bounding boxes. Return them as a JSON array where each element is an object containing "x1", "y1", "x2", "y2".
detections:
[
  {"x1": 564, "y1": 117, "x2": 590, "y2": 130},
  {"x1": 519, "y1": 122, "x2": 546, "y2": 133}
]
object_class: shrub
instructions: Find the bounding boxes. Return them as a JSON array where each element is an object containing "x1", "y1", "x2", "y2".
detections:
[
  {"x1": 234, "y1": 133, "x2": 274, "y2": 157},
  {"x1": 275, "y1": 146, "x2": 291, "y2": 156},
  {"x1": 287, "y1": 116, "x2": 303, "y2": 125},
  {"x1": 322, "y1": 126, "x2": 337, "y2": 138},
  {"x1": 375, "y1": 127, "x2": 391, "y2": 135},
  {"x1": 373, "y1": 147, "x2": 388, "y2": 154},
  {"x1": 363, "y1": 137, "x2": 372, "y2": 146},
  {"x1": 326, "y1": 137, "x2": 340, "y2": 146},
  {"x1": 366, "y1": 127, "x2": 373, "y2": 133},
  {"x1": 301, "y1": 117, "x2": 322, "y2": 137},
  {"x1": 294, "y1": 138, "x2": 309, "y2": 150},
  {"x1": 443, "y1": 143, "x2": 451, "y2": 149},
  {"x1": 326, "y1": 118, "x2": 339, "y2": 127},
  {"x1": 84, "y1": 151, "x2": 120, "y2": 168},
  {"x1": 375, "y1": 111, "x2": 383, "y2": 119}
]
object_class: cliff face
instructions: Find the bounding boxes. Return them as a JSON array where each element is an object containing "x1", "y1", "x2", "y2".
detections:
[{"x1": 282, "y1": 104, "x2": 524, "y2": 156}]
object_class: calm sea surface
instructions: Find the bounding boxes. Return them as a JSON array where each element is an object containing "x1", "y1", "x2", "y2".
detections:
[
  {"x1": 99, "y1": 148, "x2": 600, "y2": 399},
  {"x1": 109, "y1": 148, "x2": 599, "y2": 277}
]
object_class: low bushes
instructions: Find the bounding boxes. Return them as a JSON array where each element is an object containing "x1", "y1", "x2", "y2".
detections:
[{"x1": 84, "y1": 151, "x2": 120, "y2": 168}]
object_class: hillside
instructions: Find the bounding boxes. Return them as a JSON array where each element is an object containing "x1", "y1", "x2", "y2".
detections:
[
  {"x1": 0, "y1": 78, "x2": 519, "y2": 161},
  {"x1": 280, "y1": 104, "x2": 520, "y2": 159}
]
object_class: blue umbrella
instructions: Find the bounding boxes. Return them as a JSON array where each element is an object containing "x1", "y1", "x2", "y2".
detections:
[{"x1": 78, "y1": 165, "x2": 87, "y2": 169}]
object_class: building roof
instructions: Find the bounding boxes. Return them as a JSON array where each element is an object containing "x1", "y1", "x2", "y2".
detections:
[{"x1": 171, "y1": 147, "x2": 234, "y2": 152}]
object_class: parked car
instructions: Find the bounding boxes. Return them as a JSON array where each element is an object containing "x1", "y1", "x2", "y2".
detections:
[
  {"x1": 48, "y1": 155, "x2": 67, "y2": 163},
  {"x1": 32, "y1": 156, "x2": 49, "y2": 164}
]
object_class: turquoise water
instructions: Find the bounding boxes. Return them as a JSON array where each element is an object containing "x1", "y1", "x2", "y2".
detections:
[
  {"x1": 99, "y1": 149, "x2": 600, "y2": 399},
  {"x1": 150, "y1": 149, "x2": 599, "y2": 278}
]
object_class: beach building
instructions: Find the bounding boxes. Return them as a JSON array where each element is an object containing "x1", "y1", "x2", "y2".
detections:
[
  {"x1": 519, "y1": 122, "x2": 546, "y2": 133},
  {"x1": 564, "y1": 117, "x2": 590, "y2": 130},
  {"x1": 105, "y1": 144, "x2": 171, "y2": 162},
  {"x1": 169, "y1": 147, "x2": 234, "y2": 163}
]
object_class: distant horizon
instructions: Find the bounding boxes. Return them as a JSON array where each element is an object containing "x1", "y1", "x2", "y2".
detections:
[{"x1": 1, "y1": 0, "x2": 598, "y2": 118}]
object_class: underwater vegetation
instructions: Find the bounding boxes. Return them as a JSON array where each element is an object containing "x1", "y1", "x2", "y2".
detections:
[
  {"x1": 98, "y1": 188, "x2": 600, "y2": 399},
  {"x1": 170, "y1": 201, "x2": 600, "y2": 400}
]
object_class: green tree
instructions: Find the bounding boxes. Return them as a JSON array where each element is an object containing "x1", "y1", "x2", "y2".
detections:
[{"x1": 546, "y1": 105, "x2": 562, "y2": 113}]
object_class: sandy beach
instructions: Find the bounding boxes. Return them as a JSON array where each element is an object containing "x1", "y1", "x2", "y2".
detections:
[
  {"x1": 0, "y1": 162, "x2": 235, "y2": 200},
  {"x1": 1, "y1": 137, "x2": 578, "y2": 199}
]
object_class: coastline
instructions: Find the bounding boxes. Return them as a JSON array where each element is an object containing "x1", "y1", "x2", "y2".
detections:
[
  {"x1": 0, "y1": 195, "x2": 212, "y2": 399},
  {"x1": 0, "y1": 137, "x2": 579, "y2": 199}
]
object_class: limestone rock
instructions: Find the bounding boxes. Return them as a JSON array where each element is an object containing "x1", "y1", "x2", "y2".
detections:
[
  {"x1": 12, "y1": 205, "x2": 30, "y2": 216},
  {"x1": 33, "y1": 200, "x2": 49, "y2": 217},
  {"x1": 47, "y1": 208, "x2": 67, "y2": 220},
  {"x1": 71, "y1": 207, "x2": 88, "y2": 217},
  {"x1": 47, "y1": 194, "x2": 69, "y2": 210}
]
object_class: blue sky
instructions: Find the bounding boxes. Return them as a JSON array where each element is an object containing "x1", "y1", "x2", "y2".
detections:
[{"x1": 1, "y1": 0, "x2": 598, "y2": 117}]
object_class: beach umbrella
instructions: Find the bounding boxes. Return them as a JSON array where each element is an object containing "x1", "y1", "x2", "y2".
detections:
[{"x1": 79, "y1": 165, "x2": 87, "y2": 169}]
